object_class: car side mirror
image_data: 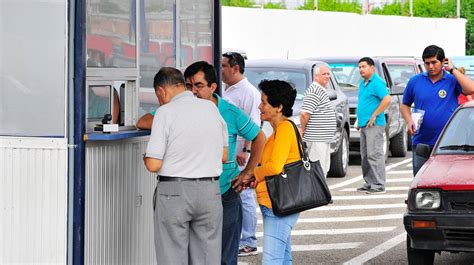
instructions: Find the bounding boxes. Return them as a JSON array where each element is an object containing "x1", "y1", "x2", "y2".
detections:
[
  {"x1": 327, "y1": 89, "x2": 337, "y2": 100},
  {"x1": 415, "y1": 144, "x2": 431, "y2": 159},
  {"x1": 390, "y1": 85, "x2": 405, "y2": 95}
]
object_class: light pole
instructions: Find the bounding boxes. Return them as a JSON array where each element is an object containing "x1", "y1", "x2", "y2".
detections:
[{"x1": 457, "y1": 0, "x2": 461, "y2": 18}]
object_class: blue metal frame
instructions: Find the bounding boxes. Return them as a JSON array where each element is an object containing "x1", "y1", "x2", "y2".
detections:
[{"x1": 72, "y1": 0, "x2": 86, "y2": 264}]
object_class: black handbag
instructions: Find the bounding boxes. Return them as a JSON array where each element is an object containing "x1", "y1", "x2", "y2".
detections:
[{"x1": 265, "y1": 120, "x2": 332, "y2": 216}]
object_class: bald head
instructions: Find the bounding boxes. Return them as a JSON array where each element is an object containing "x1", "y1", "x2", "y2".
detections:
[{"x1": 314, "y1": 65, "x2": 330, "y2": 88}]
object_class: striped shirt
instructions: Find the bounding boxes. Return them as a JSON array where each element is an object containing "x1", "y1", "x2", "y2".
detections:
[{"x1": 301, "y1": 82, "x2": 337, "y2": 143}]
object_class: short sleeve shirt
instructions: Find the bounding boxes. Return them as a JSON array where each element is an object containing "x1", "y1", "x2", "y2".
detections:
[
  {"x1": 403, "y1": 71, "x2": 462, "y2": 146},
  {"x1": 216, "y1": 94, "x2": 260, "y2": 194},
  {"x1": 145, "y1": 91, "x2": 228, "y2": 178},
  {"x1": 357, "y1": 73, "x2": 389, "y2": 127},
  {"x1": 301, "y1": 82, "x2": 337, "y2": 143}
]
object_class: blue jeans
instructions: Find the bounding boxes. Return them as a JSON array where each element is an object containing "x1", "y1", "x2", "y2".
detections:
[
  {"x1": 240, "y1": 188, "x2": 257, "y2": 248},
  {"x1": 412, "y1": 145, "x2": 432, "y2": 176},
  {"x1": 221, "y1": 188, "x2": 242, "y2": 265},
  {"x1": 260, "y1": 206, "x2": 299, "y2": 265}
]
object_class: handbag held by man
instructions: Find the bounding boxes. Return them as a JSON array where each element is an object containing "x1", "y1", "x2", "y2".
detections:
[{"x1": 265, "y1": 120, "x2": 332, "y2": 216}]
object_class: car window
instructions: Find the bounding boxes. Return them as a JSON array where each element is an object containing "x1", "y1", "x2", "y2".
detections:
[
  {"x1": 328, "y1": 63, "x2": 361, "y2": 89},
  {"x1": 435, "y1": 108, "x2": 474, "y2": 154},
  {"x1": 245, "y1": 68, "x2": 308, "y2": 101},
  {"x1": 386, "y1": 64, "x2": 417, "y2": 87}
]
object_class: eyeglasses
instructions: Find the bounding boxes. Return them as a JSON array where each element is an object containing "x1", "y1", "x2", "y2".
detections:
[{"x1": 186, "y1": 82, "x2": 209, "y2": 90}]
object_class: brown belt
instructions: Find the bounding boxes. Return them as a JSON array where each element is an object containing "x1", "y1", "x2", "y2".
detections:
[{"x1": 157, "y1": 176, "x2": 219, "y2": 182}]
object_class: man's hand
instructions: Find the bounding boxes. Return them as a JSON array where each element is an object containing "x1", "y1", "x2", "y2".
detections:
[
  {"x1": 367, "y1": 115, "x2": 376, "y2": 127},
  {"x1": 231, "y1": 171, "x2": 256, "y2": 192},
  {"x1": 407, "y1": 120, "x2": 416, "y2": 135},
  {"x1": 443, "y1": 57, "x2": 454, "y2": 72},
  {"x1": 236, "y1": 151, "x2": 249, "y2": 166}
]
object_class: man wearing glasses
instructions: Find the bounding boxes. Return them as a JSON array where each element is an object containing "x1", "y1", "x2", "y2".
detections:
[
  {"x1": 184, "y1": 61, "x2": 265, "y2": 264},
  {"x1": 222, "y1": 52, "x2": 261, "y2": 256}
]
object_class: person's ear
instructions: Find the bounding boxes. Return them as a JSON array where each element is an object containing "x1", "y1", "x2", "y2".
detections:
[{"x1": 210, "y1": 83, "x2": 218, "y2": 93}]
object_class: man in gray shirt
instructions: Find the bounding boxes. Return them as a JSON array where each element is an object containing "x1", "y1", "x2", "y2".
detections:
[{"x1": 144, "y1": 67, "x2": 229, "y2": 265}]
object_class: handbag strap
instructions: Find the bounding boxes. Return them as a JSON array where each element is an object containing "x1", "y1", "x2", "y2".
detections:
[{"x1": 286, "y1": 120, "x2": 309, "y2": 163}]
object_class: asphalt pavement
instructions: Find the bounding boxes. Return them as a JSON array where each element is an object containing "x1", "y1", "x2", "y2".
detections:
[{"x1": 238, "y1": 152, "x2": 474, "y2": 265}]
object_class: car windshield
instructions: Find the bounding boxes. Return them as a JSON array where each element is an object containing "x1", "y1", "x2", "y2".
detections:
[
  {"x1": 386, "y1": 64, "x2": 416, "y2": 87},
  {"x1": 328, "y1": 63, "x2": 361, "y2": 89},
  {"x1": 245, "y1": 68, "x2": 308, "y2": 101},
  {"x1": 436, "y1": 108, "x2": 474, "y2": 154}
]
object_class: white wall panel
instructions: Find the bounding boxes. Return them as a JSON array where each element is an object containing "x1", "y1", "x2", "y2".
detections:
[
  {"x1": 85, "y1": 136, "x2": 156, "y2": 265},
  {"x1": 223, "y1": 7, "x2": 466, "y2": 59},
  {"x1": 0, "y1": 137, "x2": 68, "y2": 264}
]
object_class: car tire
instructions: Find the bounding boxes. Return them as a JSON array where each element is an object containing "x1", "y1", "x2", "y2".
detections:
[
  {"x1": 406, "y1": 235, "x2": 435, "y2": 265},
  {"x1": 329, "y1": 129, "x2": 349, "y2": 178},
  {"x1": 390, "y1": 124, "x2": 408, "y2": 157}
]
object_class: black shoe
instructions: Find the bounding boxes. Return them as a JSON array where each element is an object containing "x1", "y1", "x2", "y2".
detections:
[
  {"x1": 366, "y1": 188, "x2": 386, "y2": 194},
  {"x1": 356, "y1": 186, "x2": 370, "y2": 193}
]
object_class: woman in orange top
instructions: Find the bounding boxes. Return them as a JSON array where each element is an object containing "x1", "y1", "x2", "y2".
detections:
[{"x1": 253, "y1": 80, "x2": 300, "y2": 264}]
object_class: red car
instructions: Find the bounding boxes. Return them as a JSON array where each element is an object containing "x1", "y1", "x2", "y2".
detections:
[{"x1": 404, "y1": 100, "x2": 474, "y2": 264}]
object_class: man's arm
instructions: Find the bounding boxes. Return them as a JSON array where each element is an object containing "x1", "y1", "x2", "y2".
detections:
[
  {"x1": 222, "y1": 147, "x2": 229, "y2": 163},
  {"x1": 400, "y1": 104, "x2": 416, "y2": 135},
  {"x1": 300, "y1": 111, "x2": 310, "y2": 136},
  {"x1": 445, "y1": 58, "x2": 474, "y2": 95},
  {"x1": 144, "y1": 157, "x2": 162, "y2": 173},
  {"x1": 232, "y1": 131, "x2": 266, "y2": 191},
  {"x1": 136, "y1": 113, "x2": 154, "y2": 130},
  {"x1": 367, "y1": 95, "x2": 392, "y2": 127}
]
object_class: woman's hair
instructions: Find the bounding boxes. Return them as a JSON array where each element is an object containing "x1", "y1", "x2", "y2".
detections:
[{"x1": 258, "y1": 79, "x2": 297, "y2": 117}]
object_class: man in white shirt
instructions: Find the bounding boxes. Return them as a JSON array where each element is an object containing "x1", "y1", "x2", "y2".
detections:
[
  {"x1": 144, "y1": 67, "x2": 229, "y2": 265},
  {"x1": 222, "y1": 52, "x2": 261, "y2": 256}
]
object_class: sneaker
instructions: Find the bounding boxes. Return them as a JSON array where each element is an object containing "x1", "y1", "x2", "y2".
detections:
[
  {"x1": 356, "y1": 186, "x2": 370, "y2": 193},
  {"x1": 238, "y1": 246, "x2": 258, "y2": 257},
  {"x1": 366, "y1": 188, "x2": 386, "y2": 194}
]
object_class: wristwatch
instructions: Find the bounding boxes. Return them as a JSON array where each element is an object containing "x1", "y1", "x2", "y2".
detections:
[
  {"x1": 450, "y1": 66, "x2": 457, "y2": 74},
  {"x1": 242, "y1": 147, "x2": 251, "y2": 153}
]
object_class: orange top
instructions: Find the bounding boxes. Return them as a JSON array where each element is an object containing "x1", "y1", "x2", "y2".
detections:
[{"x1": 254, "y1": 120, "x2": 301, "y2": 208}]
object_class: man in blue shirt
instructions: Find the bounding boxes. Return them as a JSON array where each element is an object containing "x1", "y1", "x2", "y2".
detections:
[
  {"x1": 356, "y1": 57, "x2": 392, "y2": 194},
  {"x1": 401, "y1": 45, "x2": 474, "y2": 176},
  {"x1": 184, "y1": 61, "x2": 265, "y2": 265}
]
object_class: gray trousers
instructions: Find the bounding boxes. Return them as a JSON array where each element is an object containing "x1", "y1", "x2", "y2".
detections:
[
  {"x1": 153, "y1": 179, "x2": 223, "y2": 265},
  {"x1": 360, "y1": 126, "x2": 386, "y2": 190}
]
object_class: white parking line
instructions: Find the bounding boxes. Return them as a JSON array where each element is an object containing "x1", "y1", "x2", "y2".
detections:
[
  {"x1": 313, "y1": 203, "x2": 406, "y2": 211},
  {"x1": 257, "y1": 214, "x2": 402, "y2": 224},
  {"x1": 388, "y1": 170, "x2": 413, "y2": 174},
  {"x1": 340, "y1": 187, "x2": 408, "y2": 192},
  {"x1": 386, "y1": 178, "x2": 413, "y2": 183},
  {"x1": 332, "y1": 194, "x2": 407, "y2": 200},
  {"x1": 343, "y1": 232, "x2": 406, "y2": 265},
  {"x1": 329, "y1": 158, "x2": 412, "y2": 190},
  {"x1": 406, "y1": 163, "x2": 413, "y2": 168},
  {"x1": 256, "y1": 227, "x2": 396, "y2": 237},
  {"x1": 242, "y1": 243, "x2": 363, "y2": 256}
]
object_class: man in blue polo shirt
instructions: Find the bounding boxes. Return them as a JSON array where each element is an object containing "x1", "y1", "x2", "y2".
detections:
[
  {"x1": 356, "y1": 57, "x2": 392, "y2": 194},
  {"x1": 401, "y1": 45, "x2": 474, "y2": 176},
  {"x1": 184, "y1": 61, "x2": 265, "y2": 265}
]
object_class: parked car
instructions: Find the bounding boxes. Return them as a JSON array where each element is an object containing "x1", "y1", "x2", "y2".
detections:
[
  {"x1": 404, "y1": 100, "x2": 474, "y2": 264},
  {"x1": 245, "y1": 59, "x2": 350, "y2": 177},
  {"x1": 308, "y1": 56, "x2": 424, "y2": 159}
]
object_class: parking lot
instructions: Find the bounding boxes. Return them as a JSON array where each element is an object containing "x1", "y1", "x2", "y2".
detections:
[{"x1": 238, "y1": 153, "x2": 474, "y2": 265}]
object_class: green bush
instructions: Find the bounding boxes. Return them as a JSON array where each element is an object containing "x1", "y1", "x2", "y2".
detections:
[{"x1": 264, "y1": 2, "x2": 286, "y2": 9}]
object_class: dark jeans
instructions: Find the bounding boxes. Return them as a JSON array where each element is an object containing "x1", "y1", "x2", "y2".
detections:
[
  {"x1": 221, "y1": 188, "x2": 243, "y2": 265},
  {"x1": 412, "y1": 144, "x2": 433, "y2": 176}
]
